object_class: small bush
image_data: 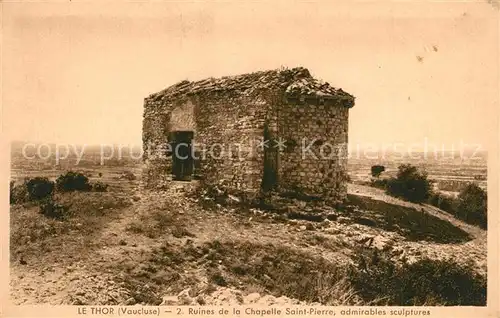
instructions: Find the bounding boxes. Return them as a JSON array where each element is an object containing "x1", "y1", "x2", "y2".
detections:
[
  {"x1": 10, "y1": 181, "x2": 29, "y2": 204},
  {"x1": 370, "y1": 178, "x2": 388, "y2": 189},
  {"x1": 428, "y1": 192, "x2": 456, "y2": 214},
  {"x1": 25, "y1": 177, "x2": 55, "y2": 201},
  {"x1": 456, "y1": 183, "x2": 487, "y2": 229},
  {"x1": 427, "y1": 185, "x2": 487, "y2": 229},
  {"x1": 386, "y1": 164, "x2": 432, "y2": 203},
  {"x1": 56, "y1": 171, "x2": 91, "y2": 192},
  {"x1": 39, "y1": 198, "x2": 70, "y2": 220},
  {"x1": 91, "y1": 181, "x2": 109, "y2": 192},
  {"x1": 371, "y1": 165, "x2": 385, "y2": 178}
]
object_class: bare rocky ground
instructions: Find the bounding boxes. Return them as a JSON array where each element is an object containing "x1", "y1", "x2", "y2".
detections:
[{"x1": 10, "y1": 179, "x2": 486, "y2": 306}]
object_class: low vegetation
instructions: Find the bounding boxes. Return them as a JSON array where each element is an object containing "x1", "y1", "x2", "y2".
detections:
[
  {"x1": 10, "y1": 171, "x2": 111, "y2": 206},
  {"x1": 56, "y1": 171, "x2": 92, "y2": 192},
  {"x1": 25, "y1": 177, "x2": 55, "y2": 201},
  {"x1": 116, "y1": 240, "x2": 364, "y2": 306},
  {"x1": 39, "y1": 197, "x2": 70, "y2": 219},
  {"x1": 369, "y1": 178, "x2": 388, "y2": 190},
  {"x1": 10, "y1": 177, "x2": 55, "y2": 204},
  {"x1": 91, "y1": 181, "x2": 109, "y2": 192},
  {"x1": 428, "y1": 183, "x2": 487, "y2": 229},
  {"x1": 10, "y1": 181, "x2": 28, "y2": 204},
  {"x1": 10, "y1": 191, "x2": 131, "y2": 262},
  {"x1": 385, "y1": 164, "x2": 432, "y2": 203},
  {"x1": 456, "y1": 183, "x2": 487, "y2": 229},
  {"x1": 367, "y1": 164, "x2": 432, "y2": 202},
  {"x1": 365, "y1": 164, "x2": 487, "y2": 229},
  {"x1": 370, "y1": 165, "x2": 385, "y2": 178},
  {"x1": 350, "y1": 247, "x2": 486, "y2": 306},
  {"x1": 117, "y1": 239, "x2": 486, "y2": 306}
]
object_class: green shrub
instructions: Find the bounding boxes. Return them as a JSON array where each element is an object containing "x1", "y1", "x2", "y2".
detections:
[
  {"x1": 428, "y1": 192, "x2": 456, "y2": 214},
  {"x1": 25, "y1": 177, "x2": 55, "y2": 201},
  {"x1": 427, "y1": 186, "x2": 487, "y2": 229},
  {"x1": 10, "y1": 181, "x2": 29, "y2": 204},
  {"x1": 56, "y1": 171, "x2": 91, "y2": 192},
  {"x1": 370, "y1": 178, "x2": 388, "y2": 189},
  {"x1": 91, "y1": 181, "x2": 109, "y2": 192},
  {"x1": 386, "y1": 164, "x2": 432, "y2": 203},
  {"x1": 10, "y1": 177, "x2": 55, "y2": 203},
  {"x1": 371, "y1": 165, "x2": 385, "y2": 178},
  {"x1": 456, "y1": 183, "x2": 487, "y2": 229},
  {"x1": 39, "y1": 198, "x2": 70, "y2": 220}
]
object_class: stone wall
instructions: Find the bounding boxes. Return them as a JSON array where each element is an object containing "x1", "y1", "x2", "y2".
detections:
[
  {"x1": 277, "y1": 98, "x2": 349, "y2": 203},
  {"x1": 142, "y1": 97, "x2": 170, "y2": 188},
  {"x1": 143, "y1": 87, "x2": 350, "y2": 203},
  {"x1": 143, "y1": 88, "x2": 279, "y2": 197},
  {"x1": 191, "y1": 90, "x2": 278, "y2": 197},
  {"x1": 142, "y1": 96, "x2": 197, "y2": 188}
]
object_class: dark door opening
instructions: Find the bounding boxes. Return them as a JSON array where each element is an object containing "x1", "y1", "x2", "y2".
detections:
[
  {"x1": 261, "y1": 122, "x2": 278, "y2": 191},
  {"x1": 170, "y1": 131, "x2": 194, "y2": 181}
]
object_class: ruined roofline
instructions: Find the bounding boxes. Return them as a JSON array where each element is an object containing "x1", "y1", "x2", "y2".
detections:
[{"x1": 145, "y1": 67, "x2": 355, "y2": 108}]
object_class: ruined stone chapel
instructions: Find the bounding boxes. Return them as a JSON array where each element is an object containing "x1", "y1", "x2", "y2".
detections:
[{"x1": 142, "y1": 67, "x2": 355, "y2": 203}]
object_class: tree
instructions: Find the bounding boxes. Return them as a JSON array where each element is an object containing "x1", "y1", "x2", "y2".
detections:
[
  {"x1": 386, "y1": 164, "x2": 432, "y2": 203},
  {"x1": 456, "y1": 183, "x2": 487, "y2": 229},
  {"x1": 371, "y1": 165, "x2": 386, "y2": 178}
]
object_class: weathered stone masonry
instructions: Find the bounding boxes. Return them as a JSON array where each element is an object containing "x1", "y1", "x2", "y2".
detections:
[{"x1": 142, "y1": 67, "x2": 355, "y2": 203}]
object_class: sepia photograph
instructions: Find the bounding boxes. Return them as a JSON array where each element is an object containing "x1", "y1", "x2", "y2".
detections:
[{"x1": 1, "y1": 0, "x2": 498, "y2": 316}]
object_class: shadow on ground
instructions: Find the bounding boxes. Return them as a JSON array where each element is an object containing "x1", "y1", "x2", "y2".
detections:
[{"x1": 345, "y1": 194, "x2": 472, "y2": 244}]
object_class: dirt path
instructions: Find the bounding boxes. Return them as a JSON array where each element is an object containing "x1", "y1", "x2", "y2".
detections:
[
  {"x1": 9, "y1": 205, "x2": 138, "y2": 304},
  {"x1": 9, "y1": 188, "x2": 148, "y2": 305}
]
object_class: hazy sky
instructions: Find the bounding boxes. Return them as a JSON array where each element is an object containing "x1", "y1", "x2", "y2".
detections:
[{"x1": 2, "y1": 1, "x2": 499, "y2": 150}]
